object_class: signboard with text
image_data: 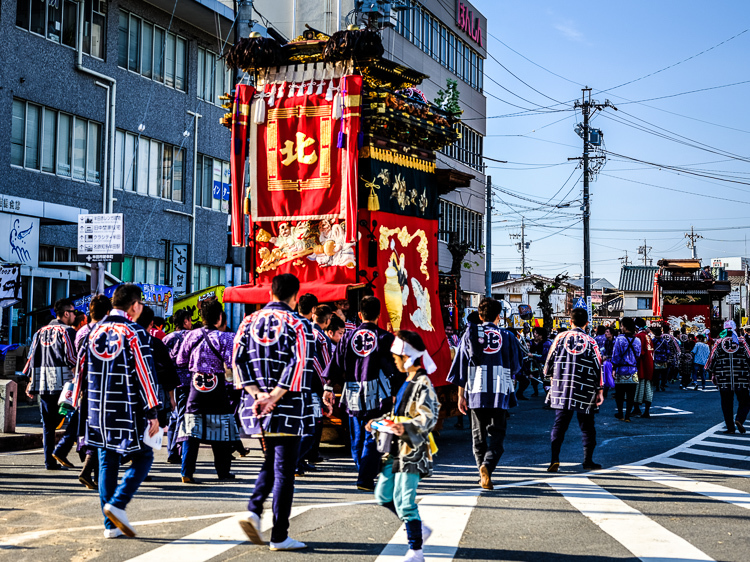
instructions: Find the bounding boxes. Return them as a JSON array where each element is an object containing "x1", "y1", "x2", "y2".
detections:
[
  {"x1": 171, "y1": 243, "x2": 189, "y2": 297},
  {"x1": 0, "y1": 214, "x2": 40, "y2": 268},
  {"x1": 77, "y1": 213, "x2": 124, "y2": 262}
]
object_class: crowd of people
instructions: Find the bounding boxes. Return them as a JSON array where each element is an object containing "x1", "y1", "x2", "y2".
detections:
[{"x1": 20, "y1": 277, "x2": 750, "y2": 562}]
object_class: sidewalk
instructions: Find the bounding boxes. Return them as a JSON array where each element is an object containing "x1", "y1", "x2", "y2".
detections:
[{"x1": 0, "y1": 403, "x2": 66, "y2": 453}]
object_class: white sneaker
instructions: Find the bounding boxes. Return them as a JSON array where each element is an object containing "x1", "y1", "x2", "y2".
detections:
[
  {"x1": 103, "y1": 504, "x2": 136, "y2": 537},
  {"x1": 269, "y1": 537, "x2": 307, "y2": 551},
  {"x1": 421, "y1": 522, "x2": 432, "y2": 543},
  {"x1": 238, "y1": 511, "x2": 264, "y2": 545},
  {"x1": 103, "y1": 528, "x2": 124, "y2": 539},
  {"x1": 402, "y1": 549, "x2": 425, "y2": 562}
]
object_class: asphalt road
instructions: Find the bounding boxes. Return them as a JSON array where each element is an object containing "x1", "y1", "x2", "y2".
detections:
[{"x1": 2, "y1": 383, "x2": 749, "y2": 562}]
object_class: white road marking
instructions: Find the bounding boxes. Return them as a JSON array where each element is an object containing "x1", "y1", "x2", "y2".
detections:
[
  {"x1": 124, "y1": 507, "x2": 312, "y2": 562},
  {"x1": 619, "y1": 465, "x2": 750, "y2": 510},
  {"x1": 681, "y1": 447, "x2": 750, "y2": 462},
  {"x1": 649, "y1": 406, "x2": 694, "y2": 417},
  {"x1": 548, "y1": 475, "x2": 714, "y2": 562},
  {"x1": 653, "y1": 457, "x2": 750, "y2": 478},
  {"x1": 687, "y1": 440, "x2": 750, "y2": 452},
  {"x1": 704, "y1": 433, "x2": 750, "y2": 441},
  {"x1": 374, "y1": 489, "x2": 481, "y2": 562}
]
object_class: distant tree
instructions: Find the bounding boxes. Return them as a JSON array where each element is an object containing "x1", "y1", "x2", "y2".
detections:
[{"x1": 532, "y1": 273, "x2": 569, "y2": 329}]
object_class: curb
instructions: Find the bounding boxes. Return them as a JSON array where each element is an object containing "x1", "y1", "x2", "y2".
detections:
[{"x1": 0, "y1": 429, "x2": 66, "y2": 453}]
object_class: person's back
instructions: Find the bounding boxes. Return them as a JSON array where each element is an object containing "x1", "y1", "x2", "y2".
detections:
[{"x1": 545, "y1": 326, "x2": 602, "y2": 413}]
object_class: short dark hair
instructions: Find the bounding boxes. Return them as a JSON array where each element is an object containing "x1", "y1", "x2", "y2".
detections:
[
  {"x1": 360, "y1": 295, "x2": 381, "y2": 321},
  {"x1": 596, "y1": 325, "x2": 606, "y2": 336},
  {"x1": 571, "y1": 308, "x2": 588, "y2": 328},
  {"x1": 89, "y1": 294, "x2": 112, "y2": 322},
  {"x1": 467, "y1": 311, "x2": 480, "y2": 324},
  {"x1": 173, "y1": 309, "x2": 192, "y2": 329},
  {"x1": 54, "y1": 298, "x2": 74, "y2": 318},
  {"x1": 271, "y1": 273, "x2": 300, "y2": 302},
  {"x1": 153, "y1": 316, "x2": 165, "y2": 329},
  {"x1": 135, "y1": 305, "x2": 155, "y2": 329},
  {"x1": 651, "y1": 326, "x2": 663, "y2": 336},
  {"x1": 634, "y1": 317, "x2": 647, "y2": 329},
  {"x1": 395, "y1": 330, "x2": 426, "y2": 352},
  {"x1": 697, "y1": 334, "x2": 705, "y2": 341},
  {"x1": 478, "y1": 298, "x2": 502, "y2": 323},
  {"x1": 683, "y1": 340, "x2": 696, "y2": 352},
  {"x1": 313, "y1": 304, "x2": 333, "y2": 324},
  {"x1": 199, "y1": 297, "x2": 225, "y2": 328},
  {"x1": 533, "y1": 326, "x2": 548, "y2": 339},
  {"x1": 112, "y1": 283, "x2": 142, "y2": 310},
  {"x1": 297, "y1": 293, "x2": 319, "y2": 316},
  {"x1": 326, "y1": 315, "x2": 345, "y2": 334},
  {"x1": 621, "y1": 317, "x2": 636, "y2": 333}
]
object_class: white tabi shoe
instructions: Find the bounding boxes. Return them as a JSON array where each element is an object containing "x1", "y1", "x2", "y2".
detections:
[
  {"x1": 269, "y1": 537, "x2": 308, "y2": 551},
  {"x1": 103, "y1": 504, "x2": 136, "y2": 537},
  {"x1": 402, "y1": 549, "x2": 425, "y2": 562},
  {"x1": 238, "y1": 511, "x2": 264, "y2": 545},
  {"x1": 421, "y1": 523, "x2": 432, "y2": 543},
  {"x1": 103, "y1": 528, "x2": 124, "y2": 539}
]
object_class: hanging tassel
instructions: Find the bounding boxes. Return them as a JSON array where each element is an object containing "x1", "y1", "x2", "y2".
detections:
[
  {"x1": 253, "y1": 94, "x2": 266, "y2": 124},
  {"x1": 277, "y1": 81, "x2": 286, "y2": 99},
  {"x1": 267, "y1": 84, "x2": 276, "y2": 107},
  {"x1": 316, "y1": 79, "x2": 324, "y2": 96},
  {"x1": 337, "y1": 130, "x2": 347, "y2": 148},
  {"x1": 332, "y1": 92, "x2": 342, "y2": 119},
  {"x1": 288, "y1": 82, "x2": 296, "y2": 98},
  {"x1": 306, "y1": 80, "x2": 314, "y2": 96},
  {"x1": 325, "y1": 79, "x2": 335, "y2": 101},
  {"x1": 358, "y1": 131, "x2": 364, "y2": 148}
]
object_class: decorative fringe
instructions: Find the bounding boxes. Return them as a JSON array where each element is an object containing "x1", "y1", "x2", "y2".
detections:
[
  {"x1": 316, "y1": 79, "x2": 324, "y2": 96},
  {"x1": 306, "y1": 81, "x2": 314, "y2": 96},
  {"x1": 267, "y1": 84, "x2": 276, "y2": 107},
  {"x1": 252, "y1": 95, "x2": 266, "y2": 124},
  {"x1": 358, "y1": 131, "x2": 364, "y2": 148},
  {"x1": 332, "y1": 92, "x2": 342, "y2": 119},
  {"x1": 277, "y1": 81, "x2": 286, "y2": 98},
  {"x1": 325, "y1": 79, "x2": 335, "y2": 101},
  {"x1": 337, "y1": 131, "x2": 346, "y2": 148}
]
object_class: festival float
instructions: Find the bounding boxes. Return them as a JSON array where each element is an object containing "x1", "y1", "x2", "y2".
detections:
[{"x1": 220, "y1": 28, "x2": 468, "y2": 411}]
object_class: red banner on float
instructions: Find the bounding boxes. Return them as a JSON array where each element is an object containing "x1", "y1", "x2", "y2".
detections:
[
  {"x1": 250, "y1": 76, "x2": 362, "y2": 243},
  {"x1": 230, "y1": 84, "x2": 256, "y2": 247},
  {"x1": 359, "y1": 210, "x2": 451, "y2": 386}
]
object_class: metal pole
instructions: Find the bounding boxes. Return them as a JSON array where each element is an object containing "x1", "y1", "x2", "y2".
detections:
[
  {"x1": 582, "y1": 89, "x2": 591, "y2": 304},
  {"x1": 521, "y1": 218, "x2": 526, "y2": 275},
  {"x1": 485, "y1": 175, "x2": 492, "y2": 297},
  {"x1": 187, "y1": 110, "x2": 202, "y2": 293}
]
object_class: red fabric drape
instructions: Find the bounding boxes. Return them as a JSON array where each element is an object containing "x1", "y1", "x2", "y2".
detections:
[{"x1": 230, "y1": 84, "x2": 256, "y2": 247}]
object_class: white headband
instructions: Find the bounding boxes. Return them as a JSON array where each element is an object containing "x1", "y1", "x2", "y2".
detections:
[{"x1": 391, "y1": 337, "x2": 437, "y2": 374}]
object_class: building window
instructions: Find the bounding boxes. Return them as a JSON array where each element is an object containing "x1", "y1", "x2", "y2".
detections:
[
  {"x1": 193, "y1": 264, "x2": 226, "y2": 291},
  {"x1": 438, "y1": 200, "x2": 483, "y2": 251},
  {"x1": 196, "y1": 154, "x2": 229, "y2": 212},
  {"x1": 118, "y1": 10, "x2": 187, "y2": 92},
  {"x1": 11, "y1": 98, "x2": 101, "y2": 183},
  {"x1": 197, "y1": 47, "x2": 233, "y2": 106},
  {"x1": 637, "y1": 297, "x2": 653, "y2": 310},
  {"x1": 112, "y1": 256, "x2": 165, "y2": 284},
  {"x1": 441, "y1": 123, "x2": 483, "y2": 172},
  {"x1": 113, "y1": 129, "x2": 185, "y2": 202},
  {"x1": 396, "y1": 1, "x2": 484, "y2": 93},
  {"x1": 16, "y1": 0, "x2": 105, "y2": 58}
]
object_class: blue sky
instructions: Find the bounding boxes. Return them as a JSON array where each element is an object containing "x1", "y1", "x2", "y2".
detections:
[{"x1": 478, "y1": 1, "x2": 750, "y2": 284}]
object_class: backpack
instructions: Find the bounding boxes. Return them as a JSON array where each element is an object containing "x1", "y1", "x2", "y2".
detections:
[
  {"x1": 653, "y1": 336, "x2": 671, "y2": 363},
  {"x1": 678, "y1": 351, "x2": 693, "y2": 375}
]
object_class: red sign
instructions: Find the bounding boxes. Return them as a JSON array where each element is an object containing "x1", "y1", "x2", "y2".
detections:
[
  {"x1": 456, "y1": 0, "x2": 483, "y2": 47},
  {"x1": 250, "y1": 76, "x2": 362, "y2": 244}
]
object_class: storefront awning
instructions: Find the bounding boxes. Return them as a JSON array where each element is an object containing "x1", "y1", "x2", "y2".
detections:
[{"x1": 224, "y1": 282, "x2": 365, "y2": 304}]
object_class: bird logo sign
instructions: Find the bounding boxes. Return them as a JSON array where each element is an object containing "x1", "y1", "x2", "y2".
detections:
[{"x1": 9, "y1": 218, "x2": 34, "y2": 263}]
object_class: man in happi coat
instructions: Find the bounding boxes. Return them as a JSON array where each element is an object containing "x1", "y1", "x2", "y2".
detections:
[
  {"x1": 73, "y1": 284, "x2": 160, "y2": 539},
  {"x1": 322, "y1": 295, "x2": 399, "y2": 492},
  {"x1": 544, "y1": 308, "x2": 604, "y2": 472},
  {"x1": 163, "y1": 308, "x2": 193, "y2": 462},
  {"x1": 233, "y1": 274, "x2": 314, "y2": 551},
  {"x1": 705, "y1": 320, "x2": 750, "y2": 434},
  {"x1": 23, "y1": 298, "x2": 79, "y2": 470},
  {"x1": 448, "y1": 297, "x2": 523, "y2": 490}
]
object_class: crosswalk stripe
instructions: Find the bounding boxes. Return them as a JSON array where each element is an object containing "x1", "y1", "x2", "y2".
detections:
[
  {"x1": 548, "y1": 475, "x2": 715, "y2": 562},
  {"x1": 654, "y1": 457, "x2": 750, "y2": 478},
  {"x1": 705, "y1": 433, "x2": 750, "y2": 442},
  {"x1": 689, "y1": 440, "x2": 750, "y2": 452},
  {"x1": 682, "y1": 447, "x2": 750, "y2": 462},
  {"x1": 124, "y1": 507, "x2": 311, "y2": 562},
  {"x1": 374, "y1": 489, "x2": 480, "y2": 561},
  {"x1": 619, "y1": 465, "x2": 750, "y2": 510}
]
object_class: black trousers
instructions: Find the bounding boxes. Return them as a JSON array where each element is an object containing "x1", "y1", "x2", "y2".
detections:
[
  {"x1": 653, "y1": 367, "x2": 668, "y2": 391},
  {"x1": 550, "y1": 409, "x2": 597, "y2": 463},
  {"x1": 614, "y1": 384, "x2": 637, "y2": 418},
  {"x1": 470, "y1": 408, "x2": 507, "y2": 474},
  {"x1": 719, "y1": 388, "x2": 750, "y2": 430},
  {"x1": 181, "y1": 437, "x2": 232, "y2": 478}
]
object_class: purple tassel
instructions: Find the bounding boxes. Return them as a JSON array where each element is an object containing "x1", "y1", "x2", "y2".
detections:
[
  {"x1": 358, "y1": 131, "x2": 364, "y2": 148},
  {"x1": 337, "y1": 131, "x2": 347, "y2": 148}
]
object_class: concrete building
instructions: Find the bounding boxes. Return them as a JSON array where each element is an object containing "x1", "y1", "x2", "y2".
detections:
[
  {"x1": 618, "y1": 265, "x2": 658, "y2": 317},
  {"x1": 253, "y1": 0, "x2": 488, "y2": 300},
  {"x1": 1, "y1": 0, "x2": 240, "y2": 343},
  {"x1": 491, "y1": 273, "x2": 575, "y2": 326}
]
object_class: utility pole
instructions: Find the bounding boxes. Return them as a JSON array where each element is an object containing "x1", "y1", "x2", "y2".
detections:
[
  {"x1": 619, "y1": 251, "x2": 631, "y2": 266},
  {"x1": 572, "y1": 88, "x2": 616, "y2": 305},
  {"x1": 510, "y1": 219, "x2": 530, "y2": 274},
  {"x1": 637, "y1": 239, "x2": 652, "y2": 266},
  {"x1": 685, "y1": 226, "x2": 703, "y2": 259},
  {"x1": 485, "y1": 175, "x2": 492, "y2": 297}
]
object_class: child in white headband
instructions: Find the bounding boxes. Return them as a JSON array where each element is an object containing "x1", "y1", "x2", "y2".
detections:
[{"x1": 366, "y1": 330, "x2": 440, "y2": 562}]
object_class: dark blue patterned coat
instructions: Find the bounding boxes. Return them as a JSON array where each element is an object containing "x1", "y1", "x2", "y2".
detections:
[{"x1": 544, "y1": 328, "x2": 603, "y2": 414}]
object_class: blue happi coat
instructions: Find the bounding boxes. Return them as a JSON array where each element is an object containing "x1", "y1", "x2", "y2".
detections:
[
  {"x1": 322, "y1": 321, "x2": 398, "y2": 419},
  {"x1": 447, "y1": 322, "x2": 523, "y2": 410},
  {"x1": 232, "y1": 301, "x2": 315, "y2": 436},
  {"x1": 73, "y1": 312, "x2": 160, "y2": 454},
  {"x1": 544, "y1": 328, "x2": 603, "y2": 413}
]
